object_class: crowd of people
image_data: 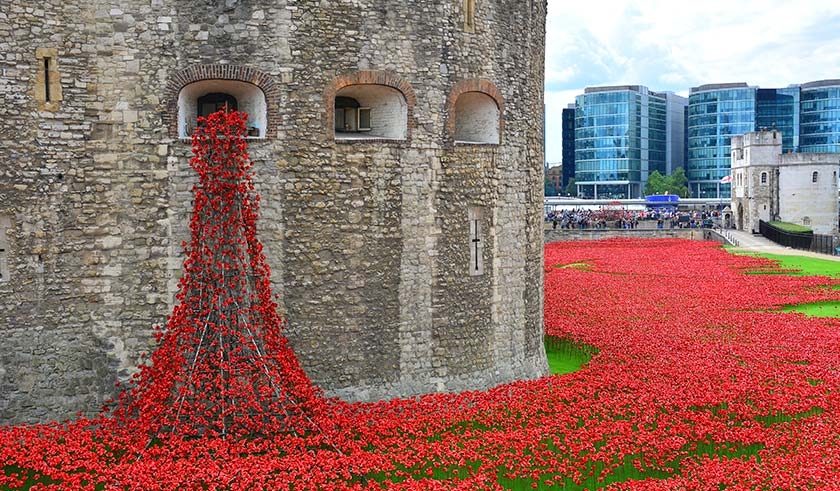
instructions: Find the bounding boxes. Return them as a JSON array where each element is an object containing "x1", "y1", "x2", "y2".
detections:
[{"x1": 546, "y1": 208, "x2": 720, "y2": 230}]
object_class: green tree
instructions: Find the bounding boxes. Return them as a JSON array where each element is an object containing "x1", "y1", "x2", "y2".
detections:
[
  {"x1": 644, "y1": 168, "x2": 690, "y2": 197},
  {"x1": 669, "y1": 167, "x2": 689, "y2": 198},
  {"x1": 644, "y1": 171, "x2": 667, "y2": 196}
]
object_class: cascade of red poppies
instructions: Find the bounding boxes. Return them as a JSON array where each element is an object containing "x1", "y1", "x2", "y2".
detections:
[{"x1": 110, "y1": 110, "x2": 322, "y2": 439}]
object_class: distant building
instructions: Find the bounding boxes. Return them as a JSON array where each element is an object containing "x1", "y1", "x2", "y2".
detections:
[
  {"x1": 546, "y1": 165, "x2": 563, "y2": 195},
  {"x1": 687, "y1": 80, "x2": 840, "y2": 199},
  {"x1": 799, "y1": 80, "x2": 840, "y2": 153},
  {"x1": 573, "y1": 85, "x2": 686, "y2": 199},
  {"x1": 730, "y1": 129, "x2": 838, "y2": 236},
  {"x1": 561, "y1": 104, "x2": 575, "y2": 189},
  {"x1": 687, "y1": 83, "x2": 757, "y2": 199}
]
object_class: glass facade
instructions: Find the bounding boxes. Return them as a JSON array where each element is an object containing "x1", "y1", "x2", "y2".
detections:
[
  {"x1": 561, "y1": 106, "x2": 575, "y2": 190},
  {"x1": 574, "y1": 86, "x2": 672, "y2": 199},
  {"x1": 800, "y1": 82, "x2": 840, "y2": 153},
  {"x1": 687, "y1": 84, "x2": 756, "y2": 199},
  {"x1": 756, "y1": 87, "x2": 799, "y2": 153}
]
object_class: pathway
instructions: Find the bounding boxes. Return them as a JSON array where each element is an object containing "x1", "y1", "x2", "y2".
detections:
[{"x1": 725, "y1": 229, "x2": 840, "y2": 262}]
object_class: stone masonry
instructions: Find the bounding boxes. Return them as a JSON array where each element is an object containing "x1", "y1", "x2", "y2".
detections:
[
  {"x1": 0, "y1": 0, "x2": 548, "y2": 424},
  {"x1": 730, "y1": 130, "x2": 839, "y2": 236}
]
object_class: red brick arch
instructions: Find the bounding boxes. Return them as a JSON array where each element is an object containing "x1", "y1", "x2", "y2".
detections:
[
  {"x1": 164, "y1": 65, "x2": 280, "y2": 138},
  {"x1": 323, "y1": 70, "x2": 416, "y2": 140},
  {"x1": 444, "y1": 79, "x2": 505, "y2": 144}
]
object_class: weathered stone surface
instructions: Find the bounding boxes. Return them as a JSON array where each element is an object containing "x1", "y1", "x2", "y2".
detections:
[{"x1": 0, "y1": 0, "x2": 548, "y2": 424}]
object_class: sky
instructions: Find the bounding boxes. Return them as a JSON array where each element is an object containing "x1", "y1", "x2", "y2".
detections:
[{"x1": 543, "y1": 0, "x2": 840, "y2": 163}]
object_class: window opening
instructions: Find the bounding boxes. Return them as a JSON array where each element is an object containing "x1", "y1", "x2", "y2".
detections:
[
  {"x1": 468, "y1": 208, "x2": 483, "y2": 276},
  {"x1": 760, "y1": 172, "x2": 767, "y2": 184},
  {"x1": 0, "y1": 216, "x2": 9, "y2": 282},
  {"x1": 334, "y1": 96, "x2": 371, "y2": 133},
  {"x1": 453, "y1": 91, "x2": 500, "y2": 144},
  {"x1": 812, "y1": 171, "x2": 819, "y2": 183},
  {"x1": 43, "y1": 58, "x2": 51, "y2": 102},
  {"x1": 464, "y1": 0, "x2": 475, "y2": 32},
  {"x1": 177, "y1": 80, "x2": 267, "y2": 138},
  {"x1": 197, "y1": 93, "x2": 237, "y2": 119},
  {"x1": 332, "y1": 84, "x2": 408, "y2": 140}
]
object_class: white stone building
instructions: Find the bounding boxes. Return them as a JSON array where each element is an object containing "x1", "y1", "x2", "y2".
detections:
[{"x1": 730, "y1": 129, "x2": 839, "y2": 236}]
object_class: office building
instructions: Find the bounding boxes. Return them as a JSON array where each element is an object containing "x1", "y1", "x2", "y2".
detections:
[{"x1": 573, "y1": 85, "x2": 686, "y2": 199}]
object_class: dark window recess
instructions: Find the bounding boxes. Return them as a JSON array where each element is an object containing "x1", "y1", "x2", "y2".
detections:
[
  {"x1": 197, "y1": 93, "x2": 238, "y2": 119},
  {"x1": 43, "y1": 58, "x2": 51, "y2": 102},
  {"x1": 334, "y1": 96, "x2": 370, "y2": 133}
]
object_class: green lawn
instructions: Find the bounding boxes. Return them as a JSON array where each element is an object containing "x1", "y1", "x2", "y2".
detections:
[
  {"x1": 729, "y1": 251, "x2": 840, "y2": 278},
  {"x1": 544, "y1": 337, "x2": 596, "y2": 375},
  {"x1": 783, "y1": 301, "x2": 840, "y2": 318},
  {"x1": 767, "y1": 221, "x2": 812, "y2": 234},
  {"x1": 728, "y1": 250, "x2": 840, "y2": 318}
]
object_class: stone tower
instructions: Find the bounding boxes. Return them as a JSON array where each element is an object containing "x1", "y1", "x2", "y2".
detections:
[
  {"x1": 731, "y1": 129, "x2": 839, "y2": 235},
  {"x1": 0, "y1": 0, "x2": 548, "y2": 424}
]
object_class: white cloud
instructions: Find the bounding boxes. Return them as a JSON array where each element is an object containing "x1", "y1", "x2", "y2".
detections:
[{"x1": 544, "y1": 0, "x2": 840, "y2": 162}]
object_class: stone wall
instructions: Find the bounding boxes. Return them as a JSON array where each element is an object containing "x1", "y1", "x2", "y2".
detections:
[
  {"x1": 0, "y1": 0, "x2": 548, "y2": 424},
  {"x1": 545, "y1": 228, "x2": 703, "y2": 244},
  {"x1": 778, "y1": 155, "x2": 839, "y2": 236}
]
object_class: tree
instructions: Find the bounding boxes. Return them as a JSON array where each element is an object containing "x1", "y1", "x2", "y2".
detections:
[
  {"x1": 644, "y1": 168, "x2": 689, "y2": 197},
  {"x1": 644, "y1": 171, "x2": 667, "y2": 196},
  {"x1": 669, "y1": 167, "x2": 689, "y2": 198}
]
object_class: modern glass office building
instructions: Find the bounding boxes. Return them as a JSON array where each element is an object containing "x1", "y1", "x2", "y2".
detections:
[
  {"x1": 800, "y1": 80, "x2": 840, "y2": 153},
  {"x1": 686, "y1": 83, "x2": 756, "y2": 199},
  {"x1": 574, "y1": 85, "x2": 685, "y2": 199},
  {"x1": 756, "y1": 87, "x2": 799, "y2": 153},
  {"x1": 561, "y1": 104, "x2": 575, "y2": 190},
  {"x1": 686, "y1": 79, "x2": 840, "y2": 199}
]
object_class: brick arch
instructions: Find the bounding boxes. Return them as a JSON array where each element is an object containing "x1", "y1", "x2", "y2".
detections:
[
  {"x1": 323, "y1": 70, "x2": 417, "y2": 140},
  {"x1": 163, "y1": 65, "x2": 281, "y2": 138},
  {"x1": 444, "y1": 79, "x2": 505, "y2": 144}
]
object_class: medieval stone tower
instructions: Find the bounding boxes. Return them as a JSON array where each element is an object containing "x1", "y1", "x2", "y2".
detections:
[
  {"x1": 730, "y1": 129, "x2": 839, "y2": 236},
  {"x1": 0, "y1": 0, "x2": 548, "y2": 424}
]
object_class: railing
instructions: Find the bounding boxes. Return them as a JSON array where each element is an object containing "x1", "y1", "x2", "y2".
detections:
[
  {"x1": 810, "y1": 233, "x2": 838, "y2": 256},
  {"x1": 710, "y1": 227, "x2": 739, "y2": 247},
  {"x1": 759, "y1": 220, "x2": 837, "y2": 255}
]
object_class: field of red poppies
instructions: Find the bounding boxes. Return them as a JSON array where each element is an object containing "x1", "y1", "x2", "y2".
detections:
[
  {"x1": 5, "y1": 114, "x2": 840, "y2": 490},
  {"x1": 4, "y1": 237, "x2": 840, "y2": 490}
]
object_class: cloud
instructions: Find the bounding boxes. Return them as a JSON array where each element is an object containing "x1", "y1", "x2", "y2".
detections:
[{"x1": 543, "y1": 0, "x2": 840, "y2": 162}]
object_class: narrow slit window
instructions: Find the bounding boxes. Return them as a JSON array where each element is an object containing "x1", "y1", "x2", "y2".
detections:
[
  {"x1": 43, "y1": 58, "x2": 51, "y2": 102},
  {"x1": 812, "y1": 171, "x2": 819, "y2": 183},
  {"x1": 35, "y1": 48, "x2": 62, "y2": 107},
  {"x1": 464, "y1": 0, "x2": 475, "y2": 32},
  {"x1": 468, "y1": 208, "x2": 483, "y2": 276},
  {"x1": 0, "y1": 216, "x2": 10, "y2": 283}
]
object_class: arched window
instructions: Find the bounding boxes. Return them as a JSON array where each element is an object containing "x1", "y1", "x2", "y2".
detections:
[
  {"x1": 812, "y1": 171, "x2": 819, "y2": 183},
  {"x1": 453, "y1": 92, "x2": 500, "y2": 144},
  {"x1": 177, "y1": 80, "x2": 267, "y2": 138},
  {"x1": 333, "y1": 85, "x2": 407, "y2": 140},
  {"x1": 760, "y1": 172, "x2": 767, "y2": 184}
]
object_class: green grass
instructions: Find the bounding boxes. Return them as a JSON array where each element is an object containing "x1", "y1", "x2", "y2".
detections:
[
  {"x1": 544, "y1": 337, "x2": 597, "y2": 375},
  {"x1": 767, "y1": 221, "x2": 813, "y2": 234},
  {"x1": 783, "y1": 300, "x2": 840, "y2": 318},
  {"x1": 729, "y1": 251, "x2": 840, "y2": 278}
]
